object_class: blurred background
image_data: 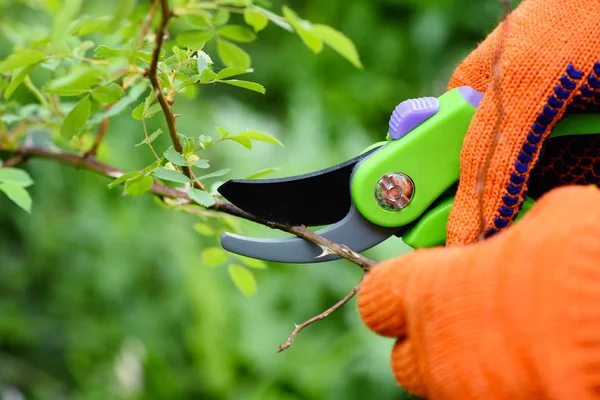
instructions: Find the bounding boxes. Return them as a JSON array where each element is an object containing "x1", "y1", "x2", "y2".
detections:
[{"x1": 0, "y1": 0, "x2": 517, "y2": 399}]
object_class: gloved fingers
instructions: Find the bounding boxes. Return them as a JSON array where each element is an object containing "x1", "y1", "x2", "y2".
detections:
[
  {"x1": 357, "y1": 257, "x2": 410, "y2": 338},
  {"x1": 391, "y1": 339, "x2": 427, "y2": 398},
  {"x1": 446, "y1": 0, "x2": 600, "y2": 245}
]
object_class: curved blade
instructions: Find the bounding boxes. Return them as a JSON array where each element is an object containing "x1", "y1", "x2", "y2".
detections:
[
  {"x1": 220, "y1": 204, "x2": 399, "y2": 263},
  {"x1": 217, "y1": 147, "x2": 381, "y2": 226}
]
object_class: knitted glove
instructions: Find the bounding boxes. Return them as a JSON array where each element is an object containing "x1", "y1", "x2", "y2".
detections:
[{"x1": 358, "y1": 0, "x2": 600, "y2": 398}]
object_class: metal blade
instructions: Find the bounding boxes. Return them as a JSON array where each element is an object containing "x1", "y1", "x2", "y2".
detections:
[
  {"x1": 217, "y1": 147, "x2": 381, "y2": 226},
  {"x1": 220, "y1": 204, "x2": 399, "y2": 263}
]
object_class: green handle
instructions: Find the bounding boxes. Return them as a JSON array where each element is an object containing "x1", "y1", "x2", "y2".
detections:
[{"x1": 352, "y1": 87, "x2": 600, "y2": 247}]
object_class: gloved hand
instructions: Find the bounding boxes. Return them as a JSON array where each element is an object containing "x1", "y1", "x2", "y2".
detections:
[{"x1": 358, "y1": 0, "x2": 600, "y2": 398}]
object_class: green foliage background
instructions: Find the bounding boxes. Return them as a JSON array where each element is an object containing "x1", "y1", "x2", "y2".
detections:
[{"x1": 0, "y1": 0, "x2": 514, "y2": 399}]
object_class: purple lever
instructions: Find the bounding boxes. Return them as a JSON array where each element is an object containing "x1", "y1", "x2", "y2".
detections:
[{"x1": 389, "y1": 96, "x2": 440, "y2": 140}]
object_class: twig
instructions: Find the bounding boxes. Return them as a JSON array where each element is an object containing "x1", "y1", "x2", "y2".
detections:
[
  {"x1": 147, "y1": 0, "x2": 204, "y2": 190},
  {"x1": 0, "y1": 144, "x2": 376, "y2": 270},
  {"x1": 85, "y1": 105, "x2": 113, "y2": 158},
  {"x1": 138, "y1": 0, "x2": 160, "y2": 48},
  {"x1": 278, "y1": 278, "x2": 363, "y2": 353},
  {"x1": 2, "y1": 154, "x2": 25, "y2": 168},
  {"x1": 477, "y1": 0, "x2": 512, "y2": 241}
]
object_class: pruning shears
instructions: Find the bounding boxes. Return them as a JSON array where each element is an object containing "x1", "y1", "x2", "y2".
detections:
[{"x1": 216, "y1": 86, "x2": 600, "y2": 264}]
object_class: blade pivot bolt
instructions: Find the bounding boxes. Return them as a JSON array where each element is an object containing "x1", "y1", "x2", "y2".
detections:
[{"x1": 375, "y1": 173, "x2": 414, "y2": 211}]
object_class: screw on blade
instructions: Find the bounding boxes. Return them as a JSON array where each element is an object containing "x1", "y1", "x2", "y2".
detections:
[{"x1": 375, "y1": 173, "x2": 415, "y2": 211}]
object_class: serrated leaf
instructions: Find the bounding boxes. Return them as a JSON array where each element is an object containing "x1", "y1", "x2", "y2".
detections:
[
  {"x1": 107, "y1": 171, "x2": 142, "y2": 189},
  {"x1": 0, "y1": 49, "x2": 46, "y2": 73},
  {"x1": 187, "y1": 188, "x2": 216, "y2": 208},
  {"x1": 91, "y1": 83, "x2": 124, "y2": 104},
  {"x1": 44, "y1": 67, "x2": 105, "y2": 96},
  {"x1": 236, "y1": 255, "x2": 267, "y2": 269},
  {"x1": 217, "y1": 40, "x2": 251, "y2": 69},
  {"x1": 93, "y1": 45, "x2": 122, "y2": 60},
  {"x1": 245, "y1": 167, "x2": 280, "y2": 180},
  {"x1": 219, "y1": 79, "x2": 265, "y2": 94},
  {"x1": 153, "y1": 168, "x2": 190, "y2": 184},
  {"x1": 282, "y1": 6, "x2": 322, "y2": 54},
  {"x1": 312, "y1": 24, "x2": 362, "y2": 69},
  {"x1": 228, "y1": 265, "x2": 256, "y2": 296},
  {"x1": 201, "y1": 247, "x2": 228, "y2": 267},
  {"x1": 4, "y1": 64, "x2": 36, "y2": 100},
  {"x1": 78, "y1": 16, "x2": 111, "y2": 35},
  {"x1": 196, "y1": 168, "x2": 231, "y2": 180},
  {"x1": 217, "y1": 25, "x2": 256, "y2": 43},
  {"x1": 244, "y1": 8, "x2": 268, "y2": 32},
  {"x1": 124, "y1": 175, "x2": 153, "y2": 196},
  {"x1": 0, "y1": 183, "x2": 32, "y2": 213},
  {"x1": 0, "y1": 168, "x2": 33, "y2": 187},
  {"x1": 164, "y1": 148, "x2": 188, "y2": 166},
  {"x1": 200, "y1": 69, "x2": 218, "y2": 82},
  {"x1": 198, "y1": 134, "x2": 213, "y2": 145},
  {"x1": 60, "y1": 96, "x2": 90, "y2": 139},
  {"x1": 216, "y1": 67, "x2": 252, "y2": 80},
  {"x1": 135, "y1": 128, "x2": 163, "y2": 147},
  {"x1": 224, "y1": 136, "x2": 252, "y2": 149},
  {"x1": 176, "y1": 30, "x2": 214, "y2": 50},
  {"x1": 237, "y1": 130, "x2": 283, "y2": 146},
  {"x1": 216, "y1": 126, "x2": 230, "y2": 138},
  {"x1": 193, "y1": 223, "x2": 215, "y2": 236},
  {"x1": 194, "y1": 159, "x2": 210, "y2": 169},
  {"x1": 213, "y1": 9, "x2": 230, "y2": 26}
]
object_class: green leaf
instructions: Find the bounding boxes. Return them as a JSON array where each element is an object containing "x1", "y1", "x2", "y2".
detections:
[
  {"x1": 216, "y1": 126, "x2": 230, "y2": 138},
  {"x1": 237, "y1": 130, "x2": 283, "y2": 146},
  {"x1": 219, "y1": 79, "x2": 265, "y2": 94},
  {"x1": 135, "y1": 129, "x2": 163, "y2": 147},
  {"x1": 196, "y1": 168, "x2": 231, "y2": 180},
  {"x1": 282, "y1": 6, "x2": 323, "y2": 53},
  {"x1": 107, "y1": 171, "x2": 141, "y2": 189},
  {"x1": 93, "y1": 45, "x2": 122, "y2": 59},
  {"x1": 198, "y1": 135, "x2": 213, "y2": 145},
  {"x1": 236, "y1": 255, "x2": 267, "y2": 269},
  {"x1": 213, "y1": 9, "x2": 230, "y2": 26},
  {"x1": 228, "y1": 265, "x2": 256, "y2": 296},
  {"x1": 176, "y1": 30, "x2": 214, "y2": 50},
  {"x1": 312, "y1": 24, "x2": 362, "y2": 69},
  {"x1": 78, "y1": 16, "x2": 111, "y2": 35},
  {"x1": 124, "y1": 175, "x2": 153, "y2": 196},
  {"x1": 194, "y1": 159, "x2": 210, "y2": 169},
  {"x1": 44, "y1": 67, "x2": 105, "y2": 96},
  {"x1": 0, "y1": 49, "x2": 46, "y2": 73},
  {"x1": 217, "y1": 40, "x2": 251, "y2": 69},
  {"x1": 153, "y1": 168, "x2": 190, "y2": 184},
  {"x1": 164, "y1": 148, "x2": 188, "y2": 166},
  {"x1": 91, "y1": 83, "x2": 124, "y2": 104},
  {"x1": 187, "y1": 188, "x2": 216, "y2": 208},
  {"x1": 216, "y1": 67, "x2": 252, "y2": 80},
  {"x1": 224, "y1": 136, "x2": 252, "y2": 149},
  {"x1": 0, "y1": 183, "x2": 32, "y2": 213},
  {"x1": 200, "y1": 69, "x2": 218, "y2": 82},
  {"x1": 4, "y1": 64, "x2": 36, "y2": 100},
  {"x1": 60, "y1": 95, "x2": 90, "y2": 139},
  {"x1": 193, "y1": 223, "x2": 215, "y2": 236},
  {"x1": 0, "y1": 168, "x2": 33, "y2": 187},
  {"x1": 244, "y1": 8, "x2": 268, "y2": 32},
  {"x1": 245, "y1": 167, "x2": 280, "y2": 180},
  {"x1": 217, "y1": 25, "x2": 256, "y2": 43},
  {"x1": 201, "y1": 247, "x2": 228, "y2": 267}
]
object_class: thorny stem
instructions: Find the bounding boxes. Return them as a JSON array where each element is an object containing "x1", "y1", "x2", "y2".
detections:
[
  {"x1": 0, "y1": 143, "x2": 375, "y2": 349},
  {"x1": 477, "y1": 0, "x2": 512, "y2": 241},
  {"x1": 0, "y1": 144, "x2": 376, "y2": 270},
  {"x1": 278, "y1": 278, "x2": 363, "y2": 353},
  {"x1": 148, "y1": 0, "x2": 205, "y2": 190}
]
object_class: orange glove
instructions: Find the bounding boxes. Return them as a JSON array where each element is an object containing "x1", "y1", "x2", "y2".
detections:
[{"x1": 358, "y1": 0, "x2": 600, "y2": 398}]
